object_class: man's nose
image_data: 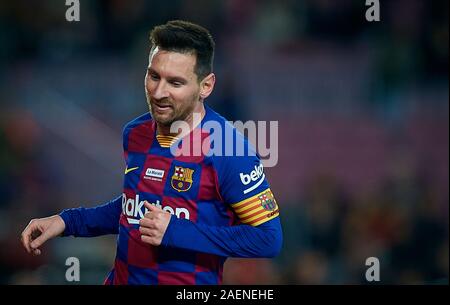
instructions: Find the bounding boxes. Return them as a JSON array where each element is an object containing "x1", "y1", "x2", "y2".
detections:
[{"x1": 149, "y1": 80, "x2": 169, "y2": 100}]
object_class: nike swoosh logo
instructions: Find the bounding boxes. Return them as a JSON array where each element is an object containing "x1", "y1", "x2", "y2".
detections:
[{"x1": 125, "y1": 166, "x2": 139, "y2": 174}]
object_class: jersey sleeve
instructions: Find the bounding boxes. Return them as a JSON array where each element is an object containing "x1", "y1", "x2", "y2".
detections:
[
  {"x1": 59, "y1": 195, "x2": 122, "y2": 237},
  {"x1": 214, "y1": 132, "x2": 280, "y2": 226},
  {"x1": 162, "y1": 216, "x2": 282, "y2": 258}
]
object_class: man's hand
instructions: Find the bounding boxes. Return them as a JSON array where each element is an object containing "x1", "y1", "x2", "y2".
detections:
[
  {"x1": 21, "y1": 215, "x2": 66, "y2": 256},
  {"x1": 139, "y1": 201, "x2": 171, "y2": 246}
]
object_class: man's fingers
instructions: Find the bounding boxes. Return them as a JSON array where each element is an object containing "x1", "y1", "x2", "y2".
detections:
[
  {"x1": 141, "y1": 234, "x2": 157, "y2": 246},
  {"x1": 143, "y1": 212, "x2": 154, "y2": 220},
  {"x1": 144, "y1": 201, "x2": 162, "y2": 213},
  {"x1": 21, "y1": 222, "x2": 38, "y2": 253},
  {"x1": 139, "y1": 217, "x2": 153, "y2": 228},
  {"x1": 21, "y1": 232, "x2": 30, "y2": 253},
  {"x1": 30, "y1": 230, "x2": 50, "y2": 250},
  {"x1": 21, "y1": 226, "x2": 31, "y2": 253},
  {"x1": 143, "y1": 201, "x2": 152, "y2": 210},
  {"x1": 139, "y1": 226, "x2": 155, "y2": 237},
  {"x1": 142, "y1": 202, "x2": 154, "y2": 219},
  {"x1": 21, "y1": 216, "x2": 65, "y2": 256}
]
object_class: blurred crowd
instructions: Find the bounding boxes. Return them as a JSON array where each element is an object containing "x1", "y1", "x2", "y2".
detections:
[{"x1": 0, "y1": 0, "x2": 448, "y2": 284}]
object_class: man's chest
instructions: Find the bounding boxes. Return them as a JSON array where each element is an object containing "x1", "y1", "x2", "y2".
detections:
[
  {"x1": 120, "y1": 152, "x2": 221, "y2": 225},
  {"x1": 123, "y1": 153, "x2": 207, "y2": 197}
]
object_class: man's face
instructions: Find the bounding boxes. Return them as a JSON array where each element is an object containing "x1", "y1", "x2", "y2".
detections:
[{"x1": 145, "y1": 47, "x2": 202, "y2": 127}]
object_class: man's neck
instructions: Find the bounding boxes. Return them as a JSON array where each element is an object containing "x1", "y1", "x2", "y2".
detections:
[{"x1": 156, "y1": 103, "x2": 205, "y2": 137}]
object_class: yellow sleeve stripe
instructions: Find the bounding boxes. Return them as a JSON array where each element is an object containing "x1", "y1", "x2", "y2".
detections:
[
  {"x1": 230, "y1": 188, "x2": 280, "y2": 227},
  {"x1": 236, "y1": 202, "x2": 265, "y2": 217},
  {"x1": 239, "y1": 198, "x2": 278, "y2": 222},
  {"x1": 231, "y1": 188, "x2": 272, "y2": 208},
  {"x1": 240, "y1": 207, "x2": 268, "y2": 222},
  {"x1": 234, "y1": 199, "x2": 261, "y2": 214},
  {"x1": 241, "y1": 209, "x2": 279, "y2": 226}
]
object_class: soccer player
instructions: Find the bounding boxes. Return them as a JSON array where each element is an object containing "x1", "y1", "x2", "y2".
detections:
[{"x1": 20, "y1": 20, "x2": 282, "y2": 285}]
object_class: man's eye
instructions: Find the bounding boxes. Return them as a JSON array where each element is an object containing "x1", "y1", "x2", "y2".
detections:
[
  {"x1": 149, "y1": 74, "x2": 159, "y2": 81},
  {"x1": 171, "y1": 81, "x2": 183, "y2": 87}
]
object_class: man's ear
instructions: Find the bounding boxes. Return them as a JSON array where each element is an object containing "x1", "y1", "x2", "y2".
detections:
[{"x1": 199, "y1": 73, "x2": 216, "y2": 100}]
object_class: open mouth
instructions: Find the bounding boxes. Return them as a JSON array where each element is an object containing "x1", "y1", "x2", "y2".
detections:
[{"x1": 152, "y1": 103, "x2": 172, "y2": 113}]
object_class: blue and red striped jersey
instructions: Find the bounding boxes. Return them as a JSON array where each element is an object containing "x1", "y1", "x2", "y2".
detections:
[{"x1": 60, "y1": 104, "x2": 282, "y2": 284}]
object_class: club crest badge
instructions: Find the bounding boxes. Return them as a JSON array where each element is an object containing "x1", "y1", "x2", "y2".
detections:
[
  {"x1": 259, "y1": 190, "x2": 277, "y2": 211},
  {"x1": 171, "y1": 166, "x2": 194, "y2": 192}
]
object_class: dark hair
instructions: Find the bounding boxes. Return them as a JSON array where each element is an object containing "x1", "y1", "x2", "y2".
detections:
[{"x1": 149, "y1": 20, "x2": 215, "y2": 81}]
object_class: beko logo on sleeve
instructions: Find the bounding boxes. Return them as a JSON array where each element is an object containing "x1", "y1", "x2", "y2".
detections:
[{"x1": 239, "y1": 163, "x2": 265, "y2": 194}]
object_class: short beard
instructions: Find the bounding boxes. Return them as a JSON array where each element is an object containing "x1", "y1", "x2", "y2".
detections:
[
  {"x1": 146, "y1": 92, "x2": 200, "y2": 129},
  {"x1": 146, "y1": 94, "x2": 173, "y2": 126}
]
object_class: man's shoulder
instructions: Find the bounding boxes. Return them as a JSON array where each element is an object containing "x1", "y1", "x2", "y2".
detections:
[
  {"x1": 121, "y1": 112, "x2": 155, "y2": 153},
  {"x1": 123, "y1": 112, "x2": 153, "y2": 133},
  {"x1": 205, "y1": 106, "x2": 259, "y2": 168},
  {"x1": 204, "y1": 105, "x2": 252, "y2": 147}
]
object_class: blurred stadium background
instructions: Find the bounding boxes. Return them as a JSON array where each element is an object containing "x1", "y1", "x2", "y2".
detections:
[{"x1": 0, "y1": 0, "x2": 448, "y2": 284}]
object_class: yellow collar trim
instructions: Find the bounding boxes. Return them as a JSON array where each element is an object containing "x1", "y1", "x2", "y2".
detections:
[{"x1": 156, "y1": 135, "x2": 180, "y2": 148}]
